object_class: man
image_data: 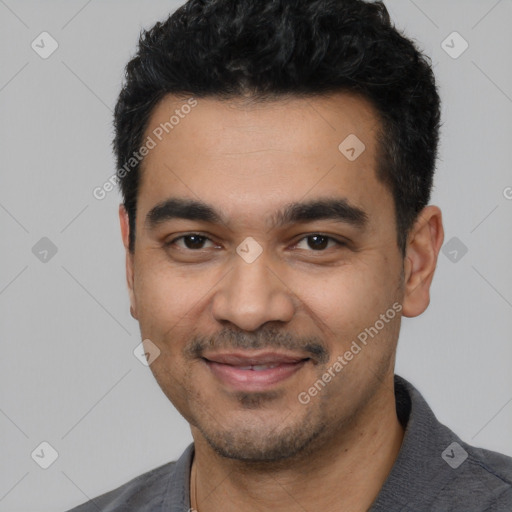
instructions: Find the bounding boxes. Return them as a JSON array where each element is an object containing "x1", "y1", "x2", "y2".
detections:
[{"x1": 68, "y1": 0, "x2": 512, "y2": 510}]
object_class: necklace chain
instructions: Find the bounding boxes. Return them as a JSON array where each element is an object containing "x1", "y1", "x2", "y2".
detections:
[{"x1": 191, "y1": 461, "x2": 198, "y2": 511}]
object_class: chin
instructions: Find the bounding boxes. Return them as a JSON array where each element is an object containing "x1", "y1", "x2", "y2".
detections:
[{"x1": 196, "y1": 408, "x2": 326, "y2": 463}]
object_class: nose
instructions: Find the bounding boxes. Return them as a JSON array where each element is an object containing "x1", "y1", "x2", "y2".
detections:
[{"x1": 211, "y1": 248, "x2": 295, "y2": 331}]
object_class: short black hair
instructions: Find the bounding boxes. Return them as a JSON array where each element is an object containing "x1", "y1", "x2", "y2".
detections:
[{"x1": 114, "y1": 0, "x2": 441, "y2": 254}]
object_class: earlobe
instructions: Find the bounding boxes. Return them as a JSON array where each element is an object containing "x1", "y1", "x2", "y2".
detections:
[
  {"x1": 119, "y1": 204, "x2": 138, "y2": 319},
  {"x1": 401, "y1": 205, "x2": 444, "y2": 318}
]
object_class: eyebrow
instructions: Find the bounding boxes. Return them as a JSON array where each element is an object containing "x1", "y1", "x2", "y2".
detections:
[
  {"x1": 270, "y1": 198, "x2": 368, "y2": 230},
  {"x1": 145, "y1": 197, "x2": 368, "y2": 231}
]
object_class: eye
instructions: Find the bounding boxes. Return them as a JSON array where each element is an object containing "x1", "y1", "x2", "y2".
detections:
[
  {"x1": 167, "y1": 234, "x2": 217, "y2": 250},
  {"x1": 294, "y1": 234, "x2": 344, "y2": 251}
]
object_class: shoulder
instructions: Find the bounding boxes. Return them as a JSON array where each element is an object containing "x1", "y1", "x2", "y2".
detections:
[
  {"x1": 369, "y1": 376, "x2": 512, "y2": 511},
  {"x1": 64, "y1": 444, "x2": 194, "y2": 512},
  {"x1": 65, "y1": 461, "x2": 176, "y2": 512},
  {"x1": 447, "y1": 442, "x2": 512, "y2": 509}
]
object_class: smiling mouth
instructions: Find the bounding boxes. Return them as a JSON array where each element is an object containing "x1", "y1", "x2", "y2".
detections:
[{"x1": 202, "y1": 352, "x2": 311, "y2": 390}]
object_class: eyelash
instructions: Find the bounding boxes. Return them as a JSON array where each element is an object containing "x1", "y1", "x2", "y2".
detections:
[{"x1": 165, "y1": 233, "x2": 346, "y2": 252}]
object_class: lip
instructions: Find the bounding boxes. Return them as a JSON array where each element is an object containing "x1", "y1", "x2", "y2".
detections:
[{"x1": 203, "y1": 351, "x2": 310, "y2": 391}]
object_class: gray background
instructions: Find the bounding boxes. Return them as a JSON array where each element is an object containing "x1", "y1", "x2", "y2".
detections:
[{"x1": 1, "y1": 0, "x2": 511, "y2": 510}]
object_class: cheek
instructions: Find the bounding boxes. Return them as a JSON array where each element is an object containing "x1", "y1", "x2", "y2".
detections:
[
  {"x1": 289, "y1": 260, "x2": 397, "y2": 337},
  {"x1": 147, "y1": 350, "x2": 198, "y2": 423},
  {"x1": 133, "y1": 259, "x2": 208, "y2": 339}
]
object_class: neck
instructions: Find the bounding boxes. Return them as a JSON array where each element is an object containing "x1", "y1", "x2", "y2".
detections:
[{"x1": 190, "y1": 384, "x2": 404, "y2": 512}]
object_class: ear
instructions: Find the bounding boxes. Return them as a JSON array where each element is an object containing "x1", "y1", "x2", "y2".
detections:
[
  {"x1": 402, "y1": 205, "x2": 444, "y2": 318},
  {"x1": 119, "y1": 204, "x2": 138, "y2": 319}
]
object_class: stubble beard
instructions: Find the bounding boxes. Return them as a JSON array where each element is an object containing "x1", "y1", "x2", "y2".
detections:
[{"x1": 191, "y1": 392, "x2": 329, "y2": 464}]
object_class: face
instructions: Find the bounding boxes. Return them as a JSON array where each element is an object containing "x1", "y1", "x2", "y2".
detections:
[{"x1": 121, "y1": 93, "x2": 415, "y2": 462}]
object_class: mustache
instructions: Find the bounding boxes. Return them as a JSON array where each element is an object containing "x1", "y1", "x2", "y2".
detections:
[{"x1": 184, "y1": 327, "x2": 330, "y2": 364}]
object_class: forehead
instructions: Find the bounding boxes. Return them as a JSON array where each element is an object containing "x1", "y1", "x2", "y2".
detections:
[
  {"x1": 143, "y1": 92, "x2": 380, "y2": 159},
  {"x1": 137, "y1": 92, "x2": 391, "y2": 229}
]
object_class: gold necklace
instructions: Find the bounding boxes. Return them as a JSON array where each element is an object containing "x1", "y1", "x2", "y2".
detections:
[{"x1": 191, "y1": 461, "x2": 198, "y2": 510}]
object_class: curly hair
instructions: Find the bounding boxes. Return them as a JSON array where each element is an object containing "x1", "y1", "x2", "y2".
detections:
[{"x1": 114, "y1": 0, "x2": 441, "y2": 255}]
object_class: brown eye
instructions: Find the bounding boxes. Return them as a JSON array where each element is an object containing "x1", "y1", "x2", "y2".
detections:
[
  {"x1": 167, "y1": 234, "x2": 215, "y2": 250},
  {"x1": 295, "y1": 234, "x2": 342, "y2": 251},
  {"x1": 306, "y1": 235, "x2": 329, "y2": 250},
  {"x1": 182, "y1": 235, "x2": 207, "y2": 249}
]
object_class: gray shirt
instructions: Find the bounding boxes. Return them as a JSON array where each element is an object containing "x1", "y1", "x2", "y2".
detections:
[{"x1": 66, "y1": 375, "x2": 512, "y2": 511}]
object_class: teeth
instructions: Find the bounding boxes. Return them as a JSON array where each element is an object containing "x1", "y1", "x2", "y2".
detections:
[{"x1": 237, "y1": 364, "x2": 280, "y2": 371}]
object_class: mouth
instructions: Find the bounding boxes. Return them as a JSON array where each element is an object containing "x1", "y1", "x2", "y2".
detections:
[{"x1": 202, "y1": 351, "x2": 311, "y2": 391}]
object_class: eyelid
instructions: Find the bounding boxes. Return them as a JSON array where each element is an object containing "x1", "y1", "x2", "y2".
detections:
[
  {"x1": 292, "y1": 233, "x2": 347, "y2": 250},
  {"x1": 166, "y1": 233, "x2": 219, "y2": 249}
]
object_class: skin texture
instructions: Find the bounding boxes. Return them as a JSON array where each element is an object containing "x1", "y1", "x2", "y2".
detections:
[{"x1": 119, "y1": 93, "x2": 444, "y2": 512}]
